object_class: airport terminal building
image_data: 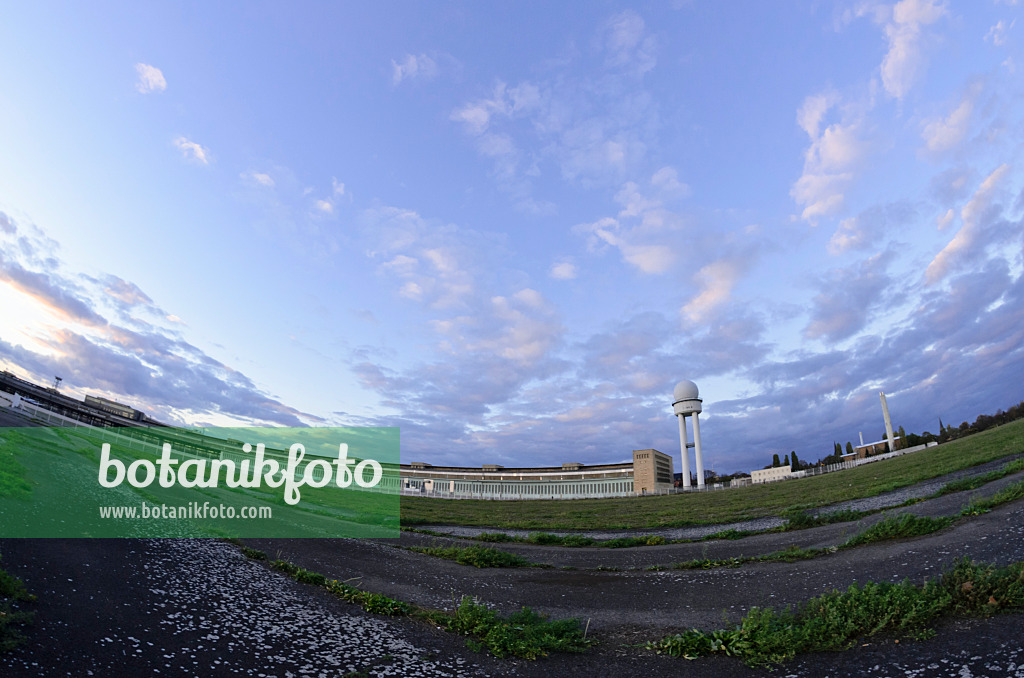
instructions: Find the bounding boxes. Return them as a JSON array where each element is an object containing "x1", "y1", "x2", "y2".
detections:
[{"x1": 399, "y1": 448, "x2": 675, "y2": 500}]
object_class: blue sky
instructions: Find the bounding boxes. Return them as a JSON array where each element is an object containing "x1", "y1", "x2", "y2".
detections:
[{"x1": 1, "y1": 1, "x2": 1022, "y2": 474}]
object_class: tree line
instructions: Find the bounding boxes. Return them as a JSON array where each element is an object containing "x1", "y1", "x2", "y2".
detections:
[{"x1": 762, "y1": 399, "x2": 1024, "y2": 471}]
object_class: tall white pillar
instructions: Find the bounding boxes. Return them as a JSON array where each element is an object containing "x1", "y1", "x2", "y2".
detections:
[
  {"x1": 880, "y1": 391, "x2": 896, "y2": 452},
  {"x1": 692, "y1": 412, "x2": 705, "y2": 488},
  {"x1": 677, "y1": 413, "x2": 691, "y2": 488},
  {"x1": 672, "y1": 380, "x2": 704, "y2": 491}
]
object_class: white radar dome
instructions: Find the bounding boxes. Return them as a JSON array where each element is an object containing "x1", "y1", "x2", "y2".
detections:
[{"x1": 673, "y1": 380, "x2": 699, "y2": 402}]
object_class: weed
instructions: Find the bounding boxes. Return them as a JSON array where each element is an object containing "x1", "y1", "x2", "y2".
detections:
[
  {"x1": 477, "y1": 532, "x2": 518, "y2": 543},
  {"x1": 431, "y1": 597, "x2": 593, "y2": 659},
  {"x1": 409, "y1": 545, "x2": 532, "y2": 568},
  {"x1": 841, "y1": 514, "x2": 953, "y2": 548},
  {"x1": 0, "y1": 556, "x2": 34, "y2": 654},
  {"x1": 647, "y1": 558, "x2": 1024, "y2": 667}
]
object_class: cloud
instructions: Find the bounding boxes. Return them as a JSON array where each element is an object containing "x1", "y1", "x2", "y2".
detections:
[
  {"x1": 791, "y1": 92, "x2": 866, "y2": 222},
  {"x1": 573, "y1": 168, "x2": 692, "y2": 275},
  {"x1": 682, "y1": 259, "x2": 745, "y2": 323},
  {"x1": 241, "y1": 170, "x2": 275, "y2": 188},
  {"x1": 804, "y1": 251, "x2": 895, "y2": 343},
  {"x1": 576, "y1": 217, "x2": 676, "y2": 274},
  {"x1": 0, "y1": 250, "x2": 107, "y2": 328},
  {"x1": 921, "y1": 91, "x2": 976, "y2": 153},
  {"x1": 391, "y1": 53, "x2": 438, "y2": 85},
  {"x1": 985, "y1": 20, "x2": 1013, "y2": 47},
  {"x1": 0, "y1": 212, "x2": 320, "y2": 427},
  {"x1": 448, "y1": 11, "x2": 661, "y2": 207},
  {"x1": 925, "y1": 164, "x2": 1011, "y2": 285},
  {"x1": 828, "y1": 202, "x2": 916, "y2": 255},
  {"x1": 599, "y1": 10, "x2": 657, "y2": 75},
  {"x1": 550, "y1": 260, "x2": 578, "y2": 280},
  {"x1": 134, "y1": 63, "x2": 166, "y2": 93},
  {"x1": 173, "y1": 137, "x2": 210, "y2": 165},
  {"x1": 878, "y1": 0, "x2": 948, "y2": 99}
]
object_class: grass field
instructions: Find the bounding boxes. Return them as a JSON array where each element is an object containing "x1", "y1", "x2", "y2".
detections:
[{"x1": 400, "y1": 418, "x2": 1024, "y2": 530}]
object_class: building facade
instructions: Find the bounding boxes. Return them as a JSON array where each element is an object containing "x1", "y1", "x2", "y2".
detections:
[
  {"x1": 399, "y1": 448, "x2": 675, "y2": 500},
  {"x1": 750, "y1": 465, "x2": 792, "y2": 484}
]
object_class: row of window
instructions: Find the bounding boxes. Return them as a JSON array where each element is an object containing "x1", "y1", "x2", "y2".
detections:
[{"x1": 408, "y1": 479, "x2": 635, "y2": 497}]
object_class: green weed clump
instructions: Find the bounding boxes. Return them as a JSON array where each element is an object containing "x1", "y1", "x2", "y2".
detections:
[
  {"x1": 936, "y1": 458, "x2": 1024, "y2": 497},
  {"x1": 409, "y1": 545, "x2": 531, "y2": 568},
  {"x1": 262, "y1": 548, "x2": 590, "y2": 658},
  {"x1": 841, "y1": 514, "x2": 953, "y2": 548},
  {"x1": 527, "y1": 532, "x2": 565, "y2": 545},
  {"x1": 477, "y1": 532, "x2": 519, "y2": 543},
  {"x1": 960, "y1": 479, "x2": 1024, "y2": 516},
  {"x1": 648, "y1": 558, "x2": 1024, "y2": 666},
  {"x1": 430, "y1": 597, "x2": 593, "y2": 659},
  {"x1": 782, "y1": 508, "x2": 867, "y2": 530},
  {"x1": 0, "y1": 555, "x2": 35, "y2": 653},
  {"x1": 240, "y1": 546, "x2": 268, "y2": 561},
  {"x1": 601, "y1": 535, "x2": 666, "y2": 548}
]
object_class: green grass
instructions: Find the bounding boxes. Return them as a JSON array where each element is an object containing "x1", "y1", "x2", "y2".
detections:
[
  {"x1": 647, "y1": 557, "x2": 1024, "y2": 667},
  {"x1": 960, "y1": 478, "x2": 1024, "y2": 516},
  {"x1": 0, "y1": 555, "x2": 35, "y2": 654},
  {"x1": 0, "y1": 430, "x2": 34, "y2": 499},
  {"x1": 407, "y1": 545, "x2": 532, "y2": 568},
  {"x1": 254, "y1": 547, "x2": 592, "y2": 659},
  {"x1": 400, "y1": 419, "x2": 1024, "y2": 530},
  {"x1": 934, "y1": 458, "x2": 1024, "y2": 496},
  {"x1": 841, "y1": 514, "x2": 954, "y2": 548}
]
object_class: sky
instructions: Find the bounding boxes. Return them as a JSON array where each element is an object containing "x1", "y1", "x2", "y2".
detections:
[{"x1": 1, "y1": 1, "x2": 1023, "y2": 475}]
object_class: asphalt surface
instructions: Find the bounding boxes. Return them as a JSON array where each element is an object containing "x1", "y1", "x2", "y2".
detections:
[{"x1": 2, "y1": 408, "x2": 1023, "y2": 676}]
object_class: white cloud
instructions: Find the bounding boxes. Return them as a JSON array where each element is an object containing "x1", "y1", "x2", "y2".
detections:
[
  {"x1": 797, "y1": 91, "x2": 839, "y2": 138},
  {"x1": 828, "y1": 216, "x2": 867, "y2": 255},
  {"x1": 921, "y1": 94, "x2": 974, "y2": 153},
  {"x1": 600, "y1": 10, "x2": 656, "y2": 74},
  {"x1": 878, "y1": 0, "x2": 948, "y2": 99},
  {"x1": 650, "y1": 166, "x2": 690, "y2": 199},
  {"x1": 682, "y1": 259, "x2": 744, "y2": 323},
  {"x1": 450, "y1": 81, "x2": 541, "y2": 137},
  {"x1": 936, "y1": 208, "x2": 955, "y2": 230},
  {"x1": 391, "y1": 53, "x2": 438, "y2": 86},
  {"x1": 241, "y1": 170, "x2": 275, "y2": 188},
  {"x1": 469, "y1": 292, "x2": 560, "y2": 364},
  {"x1": 134, "y1": 63, "x2": 166, "y2": 93},
  {"x1": 550, "y1": 260, "x2": 578, "y2": 280},
  {"x1": 173, "y1": 137, "x2": 210, "y2": 164},
  {"x1": 925, "y1": 164, "x2": 1010, "y2": 284},
  {"x1": 791, "y1": 92, "x2": 866, "y2": 222},
  {"x1": 315, "y1": 199, "x2": 334, "y2": 214},
  {"x1": 577, "y1": 216, "x2": 676, "y2": 275},
  {"x1": 985, "y1": 20, "x2": 1013, "y2": 47}
]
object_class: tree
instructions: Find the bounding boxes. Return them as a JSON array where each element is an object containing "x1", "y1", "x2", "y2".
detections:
[
  {"x1": 791, "y1": 450, "x2": 801, "y2": 470},
  {"x1": 784, "y1": 454, "x2": 790, "y2": 467},
  {"x1": 897, "y1": 425, "x2": 906, "y2": 450},
  {"x1": 834, "y1": 442, "x2": 842, "y2": 456},
  {"x1": 846, "y1": 441, "x2": 854, "y2": 455},
  {"x1": 772, "y1": 453, "x2": 781, "y2": 468}
]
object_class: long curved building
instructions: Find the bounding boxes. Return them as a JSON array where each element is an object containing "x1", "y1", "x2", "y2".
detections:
[{"x1": 399, "y1": 448, "x2": 674, "y2": 500}]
